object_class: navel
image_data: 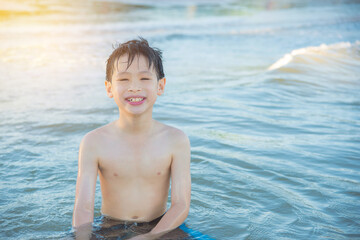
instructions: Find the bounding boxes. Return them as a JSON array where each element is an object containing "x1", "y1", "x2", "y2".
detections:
[{"x1": 132, "y1": 216, "x2": 138, "y2": 219}]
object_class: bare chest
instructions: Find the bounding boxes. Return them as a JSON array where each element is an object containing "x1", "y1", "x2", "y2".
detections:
[{"x1": 98, "y1": 139, "x2": 172, "y2": 180}]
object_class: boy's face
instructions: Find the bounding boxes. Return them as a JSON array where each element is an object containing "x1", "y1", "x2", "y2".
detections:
[{"x1": 105, "y1": 54, "x2": 166, "y2": 116}]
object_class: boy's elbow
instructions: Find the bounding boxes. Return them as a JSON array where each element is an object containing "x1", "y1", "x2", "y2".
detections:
[
  {"x1": 172, "y1": 194, "x2": 191, "y2": 213},
  {"x1": 173, "y1": 201, "x2": 190, "y2": 218},
  {"x1": 181, "y1": 203, "x2": 190, "y2": 222},
  {"x1": 183, "y1": 205, "x2": 190, "y2": 219}
]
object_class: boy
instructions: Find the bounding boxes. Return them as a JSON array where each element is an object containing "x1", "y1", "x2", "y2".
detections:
[{"x1": 72, "y1": 38, "x2": 191, "y2": 239}]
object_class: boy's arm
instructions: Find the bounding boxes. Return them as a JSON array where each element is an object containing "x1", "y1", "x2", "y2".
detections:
[
  {"x1": 72, "y1": 133, "x2": 99, "y2": 229},
  {"x1": 149, "y1": 131, "x2": 191, "y2": 236}
]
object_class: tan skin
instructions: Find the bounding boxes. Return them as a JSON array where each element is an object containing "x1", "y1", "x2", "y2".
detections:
[{"x1": 72, "y1": 54, "x2": 191, "y2": 240}]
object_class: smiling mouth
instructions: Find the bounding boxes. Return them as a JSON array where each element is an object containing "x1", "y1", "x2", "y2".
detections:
[{"x1": 126, "y1": 97, "x2": 145, "y2": 102}]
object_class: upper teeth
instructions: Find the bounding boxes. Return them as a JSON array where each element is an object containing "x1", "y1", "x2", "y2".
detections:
[{"x1": 128, "y1": 98, "x2": 143, "y2": 102}]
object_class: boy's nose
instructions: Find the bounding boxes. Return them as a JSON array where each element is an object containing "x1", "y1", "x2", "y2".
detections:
[{"x1": 128, "y1": 84, "x2": 141, "y2": 92}]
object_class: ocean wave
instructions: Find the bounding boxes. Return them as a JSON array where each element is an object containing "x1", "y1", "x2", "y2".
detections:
[{"x1": 267, "y1": 41, "x2": 360, "y2": 72}]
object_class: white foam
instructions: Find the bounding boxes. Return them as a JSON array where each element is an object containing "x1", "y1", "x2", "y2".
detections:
[{"x1": 267, "y1": 41, "x2": 360, "y2": 71}]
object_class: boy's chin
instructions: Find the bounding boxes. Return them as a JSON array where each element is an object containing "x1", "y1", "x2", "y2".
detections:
[{"x1": 123, "y1": 107, "x2": 151, "y2": 116}]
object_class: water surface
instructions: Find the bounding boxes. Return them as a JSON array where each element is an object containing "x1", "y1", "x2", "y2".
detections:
[{"x1": 1, "y1": 0, "x2": 360, "y2": 239}]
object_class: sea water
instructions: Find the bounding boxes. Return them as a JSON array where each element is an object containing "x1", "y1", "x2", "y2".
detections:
[{"x1": 0, "y1": 0, "x2": 360, "y2": 239}]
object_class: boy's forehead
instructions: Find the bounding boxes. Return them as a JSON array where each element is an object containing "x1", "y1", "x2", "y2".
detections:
[{"x1": 114, "y1": 54, "x2": 155, "y2": 74}]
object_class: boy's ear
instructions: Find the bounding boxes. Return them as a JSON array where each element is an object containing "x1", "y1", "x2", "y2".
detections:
[
  {"x1": 105, "y1": 81, "x2": 113, "y2": 98},
  {"x1": 157, "y1": 78, "x2": 166, "y2": 96}
]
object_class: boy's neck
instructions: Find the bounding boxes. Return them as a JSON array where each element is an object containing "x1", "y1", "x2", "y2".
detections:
[{"x1": 115, "y1": 112, "x2": 155, "y2": 135}]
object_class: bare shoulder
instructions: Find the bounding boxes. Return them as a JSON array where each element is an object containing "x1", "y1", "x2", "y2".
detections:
[
  {"x1": 155, "y1": 122, "x2": 191, "y2": 173},
  {"x1": 80, "y1": 122, "x2": 114, "y2": 148},
  {"x1": 156, "y1": 121, "x2": 190, "y2": 148}
]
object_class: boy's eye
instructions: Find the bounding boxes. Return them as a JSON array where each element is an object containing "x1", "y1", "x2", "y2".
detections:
[
  {"x1": 119, "y1": 79, "x2": 128, "y2": 81},
  {"x1": 141, "y1": 78, "x2": 150, "y2": 80}
]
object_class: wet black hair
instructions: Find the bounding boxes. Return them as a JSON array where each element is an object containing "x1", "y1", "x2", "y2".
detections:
[{"x1": 106, "y1": 37, "x2": 164, "y2": 82}]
